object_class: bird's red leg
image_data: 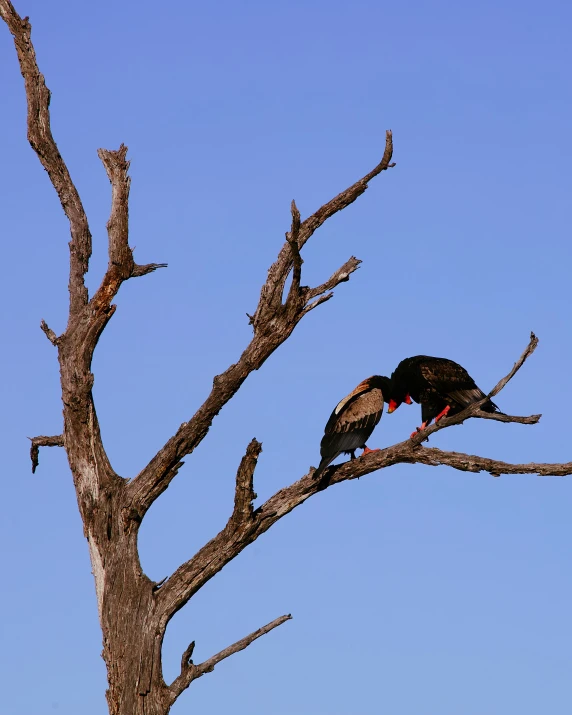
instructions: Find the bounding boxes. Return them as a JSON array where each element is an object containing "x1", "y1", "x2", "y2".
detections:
[
  {"x1": 410, "y1": 421, "x2": 428, "y2": 439},
  {"x1": 434, "y1": 405, "x2": 451, "y2": 423},
  {"x1": 362, "y1": 445, "x2": 380, "y2": 455}
]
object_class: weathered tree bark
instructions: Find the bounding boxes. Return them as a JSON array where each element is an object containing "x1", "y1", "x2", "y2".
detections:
[{"x1": 2, "y1": 3, "x2": 572, "y2": 714}]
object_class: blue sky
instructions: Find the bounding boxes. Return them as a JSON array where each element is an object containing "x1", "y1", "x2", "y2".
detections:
[{"x1": 1, "y1": 0, "x2": 571, "y2": 713}]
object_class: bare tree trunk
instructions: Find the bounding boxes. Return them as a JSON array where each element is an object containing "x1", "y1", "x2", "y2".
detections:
[
  {"x1": 101, "y1": 558, "x2": 169, "y2": 715},
  {"x1": 2, "y1": 2, "x2": 572, "y2": 713},
  {"x1": 57, "y1": 348, "x2": 163, "y2": 712}
]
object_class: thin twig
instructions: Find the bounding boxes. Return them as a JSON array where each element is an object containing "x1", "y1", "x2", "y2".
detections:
[
  {"x1": 169, "y1": 615, "x2": 292, "y2": 702},
  {"x1": 488, "y1": 331, "x2": 538, "y2": 398},
  {"x1": 305, "y1": 256, "x2": 362, "y2": 301},
  {"x1": 302, "y1": 293, "x2": 334, "y2": 315},
  {"x1": 300, "y1": 256, "x2": 362, "y2": 316},
  {"x1": 295, "y1": 130, "x2": 395, "y2": 253},
  {"x1": 410, "y1": 332, "x2": 541, "y2": 444},
  {"x1": 131, "y1": 262, "x2": 168, "y2": 277}
]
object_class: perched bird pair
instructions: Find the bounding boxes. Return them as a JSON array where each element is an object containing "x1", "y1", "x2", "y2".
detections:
[{"x1": 314, "y1": 355, "x2": 499, "y2": 480}]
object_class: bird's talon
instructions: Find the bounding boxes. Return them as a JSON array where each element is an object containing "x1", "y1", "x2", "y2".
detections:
[
  {"x1": 410, "y1": 426, "x2": 426, "y2": 439},
  {"x1": 434, "y1": 405, "x2": 451, "y2": 423}
]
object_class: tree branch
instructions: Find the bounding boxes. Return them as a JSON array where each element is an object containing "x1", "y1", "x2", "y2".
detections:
[
  {"x1": 285, "y1": 200, "x2": 303, "y2": 301},
  {"x1": 229, "y1": 439, "x2": 262, "y2": 529},
  {"x1": 76, "y1": 145, "x2": 167, "y2": 354},
  {"x1": 157, "y1": 428, "x2": 572, "y2": 625},
  {"x1": 40, "y1": 319, "x2": 58, "y2": 345},
  {"x1": 296, "y1": 129, "x2": 395, "y2": 252},
  {"x1": 154, "y1": 333, "x2": 565, "y2": 622},
  {"x1": 473, "y1": 411, "x2": 541, "y2": 425},
  {"x1": 0, "y1": 1, "x2": 92, "y2": 324},
  {"x1": 131, "y1": 262, "x2": 168, "y2": 277},
  {"x1": 488, "y1": 331, "x2": 538, "y2": 398},
  {"x1": 410, "y1": 331, "x2": 540, "y2": 444},
  {"x1": 125, "y1": 135, "x2": 395, "y2": 521},
  {"x1": 97, "y1": 145, "x2": 133, "y2": 279},
  {"x1": 298, "y1": 253, "x2": 363, "y2": 317},
  {"x1": 169, "y1": 614, "x2": 292, "y2": 703},
  {"x1": 180, "y1": 641, "x2": 195, "y2": 671},
  {"x1": 402, "y1": 445, "x2": 572, "y2": 478},
  {"x1": 1, "y1": 8, "x2": 564, "y2": 708},
  {"x1": 305, "y1": 256, "x2": 362, "y2": 301},
  {"x1": 29, "y1": 434, "x2": 64, "y2": 473},
  {"x1": 253, "y1": 130, "x2": 395, "y2": 325}
]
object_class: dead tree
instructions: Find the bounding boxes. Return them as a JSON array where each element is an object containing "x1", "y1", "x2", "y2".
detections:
[{"x1": 2, "y1": 3, "x2": 571, "y2": 714}]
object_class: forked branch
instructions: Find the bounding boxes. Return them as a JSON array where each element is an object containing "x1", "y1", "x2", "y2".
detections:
[
  {"x1": 302, "y1": 256, "x2": 362, "y2": 315},
  {"x1": 253, "y1": 130, "x2": 395, "y2": 327},
  {"x1": 157, "y1": 428, "x2": 572, "y2": 632},
  {"x1": 0, "y1": 1, "x2": 165, "y2": 359},
  {"x1": 90, "y1": 146, "x2": 167, "y2": 324},
  {"x1": 154, "y1": 333, "x2": 570, "y2": 626},
  {"x1": 126, "y1": 133, "x2": 395, "y2": 520},
  {"x1": 169, "y1": 614, "x2": 292, "y2": 703},
  {"x1": 410, "y1": 331, "x2": 540, "y2": 445}
]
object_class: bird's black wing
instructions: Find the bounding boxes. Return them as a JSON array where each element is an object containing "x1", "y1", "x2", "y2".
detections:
[{"x1": 420, "y1": 357, "x2": 498, "y2": 412}]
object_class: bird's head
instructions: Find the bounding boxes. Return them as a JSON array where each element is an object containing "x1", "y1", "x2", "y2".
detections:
[
  {"x1": 387, "y1": 395, "x2": 412, "y2": 413},
  {"x1": 386, "y1": 370, "x2": 413, "y2": 414}
]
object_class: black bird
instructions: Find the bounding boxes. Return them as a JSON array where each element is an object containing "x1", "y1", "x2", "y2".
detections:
[
  {"x1": 314, "y1": 375, "x2": 391, "y2": 480},
  {"x1": 387, "y1": 356, "x2": 500, "y2": 437}
]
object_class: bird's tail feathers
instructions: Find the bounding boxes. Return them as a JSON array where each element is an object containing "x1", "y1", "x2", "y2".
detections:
[
  {"x1": 483, "y1": 398, "x2": 502, "y2": 414},
  {"x1": 313, "y1": 454, "x2": 338, "y2": 481}
]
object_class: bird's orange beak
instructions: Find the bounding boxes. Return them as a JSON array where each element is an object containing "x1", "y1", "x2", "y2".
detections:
[
  {"x1": 404, "y1": 394, "x2": 412, "y2": 405},
  {"x1": 387, "y1": 399, "x2": 398, "y2": 414}
]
